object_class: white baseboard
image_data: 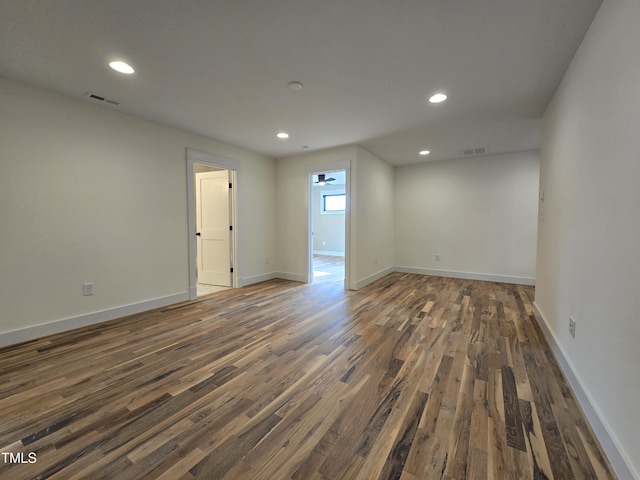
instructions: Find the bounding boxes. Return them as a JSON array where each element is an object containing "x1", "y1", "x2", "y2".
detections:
[
  {"x1": 0, "y1": 292, "x2": 190, "y2": 349},
  {"x1": 351, "y1": 267, "x2": 394, "y2": 290},
  {"x1": 394, "y1": 266, "x2": 535, "y2": 286},
  {"x1": 273, "y1": 272, "x2": 307, "y2": 283},
  {"x1": 313, "y1": 250, "x2": 345, "y2": 257},
  {"x1": 240, "y1": 272, "x2": 278, "y2": 287},
  {"x1": 532, "y1": 303, "x2": 637, "y2": 480}
]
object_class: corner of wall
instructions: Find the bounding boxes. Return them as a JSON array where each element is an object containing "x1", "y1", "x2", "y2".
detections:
[{"x1": 532, "y1": 302, "x2": 637, "y2": 480}]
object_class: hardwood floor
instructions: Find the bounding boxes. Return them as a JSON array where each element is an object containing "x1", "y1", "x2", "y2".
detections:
[
  {"x1": 313, "y1": 254, "x2": 344, "y2": 284},
  {"x1": 0, "y1": 274, "x2": 616, "y2": 479}
]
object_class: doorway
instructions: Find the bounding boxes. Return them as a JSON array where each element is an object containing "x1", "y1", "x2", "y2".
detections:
[
  {"x1": 195, "y1": 167, "x2": 232, "y2": 296},
  {"x1": 309, "y1": 170, "x2": 347, "y2": 287},
  {"x1": 187, "y1": 149, "x2": 239, "y2": 300}
]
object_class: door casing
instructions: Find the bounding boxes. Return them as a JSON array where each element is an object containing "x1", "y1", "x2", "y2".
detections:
[
  {"x1": 187, "y1": 148, "x2": 240, "y2": 299},
  {"x1": 307, "y1": 164, "x2": 351, "y2": 290},
  {"x1": 196, "y1": 170, "x2": 232, "y2": 287}
]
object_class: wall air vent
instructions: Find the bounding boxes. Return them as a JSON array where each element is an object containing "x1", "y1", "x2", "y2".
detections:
[
  {"x1": 461, "y1": 146, "x2": 488, "y2": 156},
  {"x1": 84, "y1": 92, "x2": 120, "y2": 106}
]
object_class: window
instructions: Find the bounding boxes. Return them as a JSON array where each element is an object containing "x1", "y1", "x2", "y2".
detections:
[{"x1": 322, "y1": 191, "x2": 346, "y2": 214}]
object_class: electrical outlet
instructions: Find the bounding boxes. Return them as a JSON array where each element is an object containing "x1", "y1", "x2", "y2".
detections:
[
  {"x1": 265, "y1": 257, "x2": 269, "y2": 265},
  {"x1": 83, "y1": 283, "x2": 94, "y2": 296},
  {"x1": 374, "y1": 257, "x2": 378, "y2": 264},
  {"x1": 569, "y1": 317, "x2": 576, "y2": 338},
  {"x1": 435, "y1": 254, "x2": 441, "y2": 261}
]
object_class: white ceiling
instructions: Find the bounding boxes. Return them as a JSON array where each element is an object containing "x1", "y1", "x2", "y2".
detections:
[
  {"x1": 313, "y1": 171, "x2": 346, "y2": 186},
  {"x1": 0, "y1": 0, "x2": 602, "y2": 166}
]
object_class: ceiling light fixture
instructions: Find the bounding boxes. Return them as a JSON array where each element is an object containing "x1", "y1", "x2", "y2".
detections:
[
  {"x1": 429, "y1": 93, "x2": 447, "y2": 103},
  {"x1": 419, "y1": 150, "x2": 430, "y2": 156},
  {"x1": 288, "y1": 81, "x2": 303, "y2": 91},
  {"x1": 109, "y1": 61, "x2": 135, "y2": 74},
  {"x1": 276, "y1": 132, "x2": 289, "y2": 139}
]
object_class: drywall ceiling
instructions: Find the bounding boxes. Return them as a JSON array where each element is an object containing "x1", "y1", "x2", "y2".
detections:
[
  {"x1": 313, "y1": 171, "x2": 346, "y2": 186},
  {"x1": 0, "y1": 0, "x2": 602, "y2": 166}
]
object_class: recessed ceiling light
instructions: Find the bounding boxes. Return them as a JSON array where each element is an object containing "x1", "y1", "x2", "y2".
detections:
[
  {"x1": 419, "y1": 150, "x2": 430, "y2": 156},
  {"x1": 429, "y1": 93, "x2": 447, "y2": 103},
  {"x1": 276, "y1": 132, "x2": 289, "y2": 139},
  {"x1": 109, "y1": 61, "x2": 135, "y2": 74}
]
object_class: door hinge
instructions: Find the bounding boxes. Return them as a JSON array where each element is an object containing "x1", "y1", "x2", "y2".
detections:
[
  {"x1": 229, "y1": 183, "x2": 232, "y2": 189},
  {"x1": 229, "y1": 225, "x2": 233, "y2": 231},
  {"x1": 230, "y1": 267, "x2": 234, "y2": 273}
]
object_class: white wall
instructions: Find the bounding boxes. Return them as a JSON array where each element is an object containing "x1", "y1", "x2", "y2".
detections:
[
  {"x1": 312, "y1": 184, "x2": 345, "y2": 254},
  {"x1": 0, "y1": 78, "x2": 276, "y2": 344},
  {"x1": 352, "y1": 147, "x2": 395, "y2": 288},
  {"x1": 535, "y1": 0, "x2": 640, "y2": 477},
  {"x1": 275, "y1": 146, "x2": 355, "y2": 282},
  {"x1": 275, "y1": 146, "x2": 394, "y2": 288},
  {"x1": 394, "y1": 151, "x2": 539, "y2": 284}
]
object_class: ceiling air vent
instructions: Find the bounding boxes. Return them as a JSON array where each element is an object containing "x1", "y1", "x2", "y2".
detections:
[
  {"x1": 84, "y1": 92, "x2": 120, "y2": 106},
  {"x1": 461, "y1": 146, "x2": 488, "y2": 157}
]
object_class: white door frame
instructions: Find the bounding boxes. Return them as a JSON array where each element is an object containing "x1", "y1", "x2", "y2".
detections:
[
  {"x1": 187, "y1": 148, "x2": 240, "y2": 299},
  {"x1": 195, "y1": 170, "x2": 232, "y2": 287},
  {"x1": 307, "y1": 162, "x2": 351, "y2": 290}
]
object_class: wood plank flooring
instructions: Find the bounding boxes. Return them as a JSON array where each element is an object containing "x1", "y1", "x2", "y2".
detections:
[
  {"x1": 313, "y1": 254, "x2": 345, "y2": 284},
  {"x1": 0, "y1": 274, "x2": 616, "y2": 479}
]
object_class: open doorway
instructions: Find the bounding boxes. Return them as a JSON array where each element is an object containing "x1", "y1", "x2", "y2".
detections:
[
  {"x1": 187, "y1": 149, "x2": 239, "y2": 300},
  {"x1": 309, "y1": 170, "x2": 347, "y2": 286}
]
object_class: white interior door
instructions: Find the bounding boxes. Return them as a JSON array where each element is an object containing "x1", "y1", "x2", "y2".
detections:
[{"x1": 196, "y1": 170, "x2": 231, "y2": 286}]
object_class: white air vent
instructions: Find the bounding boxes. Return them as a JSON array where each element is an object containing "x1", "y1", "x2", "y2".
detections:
[
  {"x1": 85, "y1": 92, "x2": 120, "y2": 106},
  {"x1": 461, "y1": 146, "x2": 488, "y2": 156}
]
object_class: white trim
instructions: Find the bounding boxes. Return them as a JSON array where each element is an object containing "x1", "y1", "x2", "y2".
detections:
[
  {"x1": 353, "y1": 267, "x2": 395, "y2": 290},
  {"x1": 313, "y1": 250, "x2": 345, "y2": 257},
  {"x1": 274, "y1": 272, "x2": 307, "y2": 283},
  {"x1": 0, "y1": 293, "x2": 189, "y2": 349},
  {"x1": 394, "y1": 266, "x2": 535, "y2": 285},
  {"x1": 241, "y1": 272, "x2": 278, "y2": 287},
  {"x1": 187, "y1": 148, "x2": 241, "y2": 170},
  {"x1": 532, "y1": 303, "x2": 637, "y2": 480},
  {"x1": 186, "y1": 148, "x2": 241, "y2": 300},
  {"x1": 307, "y1": 162, "x2": 352, "y2": 290}
]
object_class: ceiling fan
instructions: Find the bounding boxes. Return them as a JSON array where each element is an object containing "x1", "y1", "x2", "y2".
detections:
[{"x1": 314, "y1": 173, "x2": 335, "y2": 186}]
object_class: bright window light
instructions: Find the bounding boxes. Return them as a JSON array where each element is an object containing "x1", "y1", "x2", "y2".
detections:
[{"x1": 323, "y1": 193, "x2": 346, "y2": 213}]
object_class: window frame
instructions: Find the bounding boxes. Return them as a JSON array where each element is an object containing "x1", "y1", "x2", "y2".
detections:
[{"x1": 320, "y1": 189, "x2": 346, "y2": 215}]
